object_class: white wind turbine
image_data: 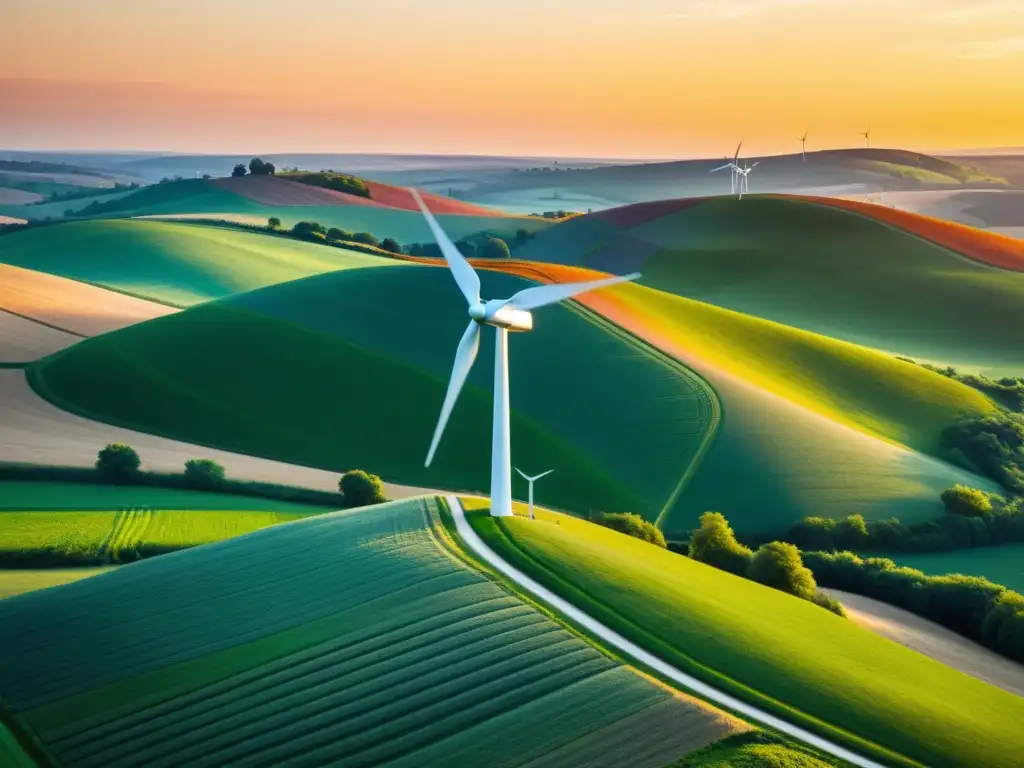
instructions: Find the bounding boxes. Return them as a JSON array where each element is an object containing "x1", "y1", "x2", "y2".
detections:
[
  {"x1": 736, "y1": 160, "x2": 759, "y2": 200},
  {"x1": 413, "y1": 189, "x2": 640, "y2": 517},
  {"x1": 710, "y1": 140, "x2": 743, "y2": 196},
  {"x1": 859, "y1": 127, "x2": 871, "y2": 149},
  {"x1": 798, "y1": 131, "x2": 808, "y2": 161},
  {"x1": 515, "y1": 467, "x2": 553, "y2": 519}
]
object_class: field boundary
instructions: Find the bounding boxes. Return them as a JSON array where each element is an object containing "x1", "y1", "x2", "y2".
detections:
[{"x1": 0, "y1": 306, "x2": 86, "y2": 339}]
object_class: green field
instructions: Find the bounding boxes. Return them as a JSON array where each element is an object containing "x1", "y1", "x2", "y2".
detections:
[
  {"x1": 0, "y1": 219, "x2": 403, "y2": 306},
  {"x1": 0, "y1": 481, "x2": 333, "y2": 513},
  {"x1": 882, "y1": 544, "x2": 1024, "y2": 593},
  {"x1": 0, "y1": 497, "x2": 737, "y2": 768},
  {"x1": 465, "y1": 503, "x2": 1024, "y2": 768},
  {"x1": 32, "y1": 265, "x2": 718, "y2": 520},
  {"x1": 0, "y1": 567, "x2": 116, "y2": 600},
  {"x1": 521, "y1": 196, "x2": 1024, "y2": 377}
]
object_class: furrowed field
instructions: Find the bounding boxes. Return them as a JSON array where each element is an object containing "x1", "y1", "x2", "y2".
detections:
[
  {"x1": 464, "y1": 501, "x2": 1024, "y2": 768},
  {"x1": 0, "y1": 497, "x2": 738, "y2": 768}
]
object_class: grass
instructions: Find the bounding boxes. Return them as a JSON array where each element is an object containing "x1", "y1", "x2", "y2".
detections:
[
  {"x1": 32, "y1": 265, "x2": 717, "y2": 520},
  {"x1": 465, "y1": 502, "x2": 1024, "y2": 768},
  {"x1": 524, "y1": 196, "x2": 1024, "y2": 377},
  {"x1": 0, "y1": 497, "x2": 735, "y2": 768},
  {"x1": 674, "y1": 732, "x2": 842, "y2": 768},
  {"x1": 0, "y1": 721, "x2": 37, "y2": 768},
  {"x1": 881, "y1": 544, "x2": 1024, "y2": 593},
  {"x1": 0, "y1": 568, "x2": 116, "y2": 600},
  {"x1": 0, "y1": 219, "x2": 402, "y2": 306}
]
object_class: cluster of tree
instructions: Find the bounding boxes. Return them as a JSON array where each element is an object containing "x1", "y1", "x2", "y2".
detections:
[
  {"x1": 530, "y1": 211, "x2": 581, "y2": 220},
  {"x1": 406, "y1": 235, "x2": 511, "y2": 260},
  {"x1": 594, "y1": 512, "x2": 666, "y2": 548},
  {"x1": 898, "y1": 358, "x2": 1024, "y2": 412},
  {"x1": 35, "y1": 182, "x2": 141, "y2": 206},
  {"x1": 282, "y1": 220, "x2": 400, "y2": 253},
  {"x1": 232, "y1": 158, "x2": 277, "y2": 177},
  {"x1": 283, "y1": 172, "x2": 370, "y2": 199},
  {"x1": 942, "y1": 412, "x2": 1024, "y2": 494},
  {"x1": 687, "y1": 512, "x2": 845, "y2": 616},
  {"x1": 804, "y1": 550, "x2": 1024, "y2": 663},
  {"x1": 759, "y1": 487, "x2": 1022, "y2": 555}
]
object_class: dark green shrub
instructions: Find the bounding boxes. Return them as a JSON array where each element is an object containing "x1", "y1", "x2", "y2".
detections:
[
  {"x1": 749, "y1": 541, "x2": 817, "y2": 599},
  {"x1": 268, "y1": 217, "x2": 282, "y2": 230},
  {"x1": 596, "y1": 512, "x2": 666, "y2": 548},
  {"x1": 351, "y1": 232, "x2": 379, "y2": 247},
  {"x1": 688, "y1": 512, "x2": 753, "y2": 576},
  {"x1": 942, "y1": 484, "x2": 993, "y2": 517},
  {"x1": 291, "y1": 221, "x2": 327, "y2": 240},
  {"x1": 231, "y1": 164, "x2": 247, "y2": 177},
  {"x1": 811, "y1": 591, "x2": 847, "y2": 617},
  {"x1": 339, "y1": 470, "x2": 386, "y2": 507},
  {"x1": 326, "y1": 227, "x2": 353, "y2": 242},
  {"x1": 478, "y1": 236, "x2": 511, "y2": 259},
  {"x1": 184, "y1": 459, "x2": 226, "y2": 490},
  {"x1": 96, "y1": 444, "x2": 141, "y2": 482},
  {"x1": 380, "y1": 238, "x2": 401, "y2": 254}
]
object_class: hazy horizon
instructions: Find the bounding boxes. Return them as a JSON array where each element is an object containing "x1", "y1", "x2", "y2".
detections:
[{"x1": 4, "y1": 1, "x2": 1023, "y2": 158}]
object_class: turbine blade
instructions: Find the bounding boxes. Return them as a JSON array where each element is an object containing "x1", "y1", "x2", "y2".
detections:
[
  {"x1": 534, "y1": 469, "x2": 555, "y2": 480},
  {"x1": 734, "y1": 140, "x2": 743, "y2": 162},
  {"x1": 505, "y1": 273, "x2": 641, "y2": 311},
  {"x1": 410, "y1": 188, "x2": 480, "y2": 306},
  {"x1": 514, "y1": 467, "x2": 529, "y2": 480},
  {"x1": 710, "y1": 163, "x2": 733, "y2": 173},
  {"x1": 425, "y1": 320, "x2": 481, "y2": 467}
]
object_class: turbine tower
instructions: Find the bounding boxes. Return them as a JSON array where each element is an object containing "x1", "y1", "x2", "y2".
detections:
[
  {"x1": 515, "y1": 467, "x2": 553, "y2": 519},
  {"x1": 859, "y1": 127, "x2": 871, "y2": 149},
  {"x1": 735, "y1": 160, "x2": 759, "y2": 200},
  {"x1": 414, "y1": 189, "x2": 640, "y2": 517},
  {"x1": 711, "y1": 140, "x2": 743, "y2": 196},
  {"x1": 798, "y1": 131, "x2": 808, "y2": 161}
]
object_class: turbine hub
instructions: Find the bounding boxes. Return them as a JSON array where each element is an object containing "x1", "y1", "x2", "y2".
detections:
[{"x1": 468, "y1": 303, "x2": 487, "y2": 321}]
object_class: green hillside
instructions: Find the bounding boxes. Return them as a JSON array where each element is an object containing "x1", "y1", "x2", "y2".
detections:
[
  {"x1": 519, "y1": 196, "x2": 1024, "y2": 377},
  {"x1": 31, "y1": 266, "x2": 717, "y2": 519},
  {"x1": 0, "y1": 497, "x2": 736, "y2": 768},
  {"x1": 0, "y1": 219, "x2": 403, "y2": 305},
  {"x1": 467, "y1": 504, "x2": 1024, "y2": 768}
]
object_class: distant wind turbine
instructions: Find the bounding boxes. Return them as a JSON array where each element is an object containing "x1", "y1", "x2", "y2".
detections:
[
  {"x1": 414, "y1": 189, "x2": 639, "y2": 517},
  {"x1": 859, "y1": 127, "x2": 871, "y2": 149},
  {"x1": 736, "y1": 160, "x2": 759, "y2": 200},
  {"x1": 514, "y1": 467, "x2": 554, "y2": 519},
  {"x1": 798, "y1": 131, "x2": 808, "y2": 161},
  {"x1": 710, "y1": 140, "x2": 744, "y2": 196}
]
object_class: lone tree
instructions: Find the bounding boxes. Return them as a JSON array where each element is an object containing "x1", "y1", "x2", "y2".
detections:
[
  {"x1": 380, "y1": 238, "x2": 402, "y2": 254},
  {"x1": 267, "y1": 217, "x2": 282, "y2": 231},
  {"x1": 688, "y1": 512, "x2": 753, "y2": 576},
  {"x1": 339, "y1": 470, "x2": 386, "y2": 507},
  {"x1": 478, "y1": 236, "x2": 511, "y2": 259},
  {"x1": 231, "y1": 163, "x2": 248, "y2": 177},
  {"x1": 749, "y1": 541, "x2": 817, "y2": 600},
  {"x1": 96, "y1": 444, "x2": 141, "y2": 482},
  {"x1": 184, "y1": 459, "x2": 226, "y2": 490}
]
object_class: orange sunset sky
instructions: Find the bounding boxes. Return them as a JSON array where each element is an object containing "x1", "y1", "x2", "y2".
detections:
[{"x1": 2, "y1": 0, "x2": 1022, "y2": 158}]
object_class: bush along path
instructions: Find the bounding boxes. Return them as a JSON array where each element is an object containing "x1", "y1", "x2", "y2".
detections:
[{"x1": 443, "y1": 495, "x2": 884, "y2": 768}]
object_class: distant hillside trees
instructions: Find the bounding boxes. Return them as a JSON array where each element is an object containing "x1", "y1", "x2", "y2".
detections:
[
  {"x1": 291, "y1": 221, "x2": 327, "y2": 240},
  {"x1": 749, "y1": 542, "x2": 817, "y2": 600},
  {"x1": 267, "y1": 217, "x2": 282, "y2": 231},
  {"x1": 942, "y1": 412, "x2": 1024, "y2": 494},
  {"x1": 249, "y1": 157, "x2": 276, "y2": 176},
  {"x1": 942, "y1": 484, "x2": 994, "y2": 518},
  {"x1": 232, "y1": 164, "x2": 248, "y2": 177},
  {"x1": 350, "y1": 232, "x2": 379, "y2": 247},
  {"x1": 284, "y1": 172, "x2": 370, "y2": 199},
  {"x1": 479, "y1": 236, "x2": 511, "y2": 259},
  {"x1": 184, "y1": 459, "x2": 226, "y2": 490},
  {"x1": 689, "y1": 512, "x2": 752, "y2": 576},
  {"x1": 326, "y1": 227, "x2": 352, "y2": 242},
  {"x1": 406, "y1": 235, "x2": 511, "y2": 260},
  {"x1": 380, "y1": 238, "x2": 401, "y2": 254}
]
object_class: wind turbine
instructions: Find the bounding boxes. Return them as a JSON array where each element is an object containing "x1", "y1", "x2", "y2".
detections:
[
  {"x1": 414, "y1": 189, "x2": 640, "y2": 517},
  {"x1": 735, "y1": 160, "x2": 759, "y2": 200},
  {"x1": 798, "y1": 131, "x2": 808, "y2": 161},
  {"x1": 859, "y1": 127, "x2": 871, "y2": 149},
  {"x1": 711, "y1": 140, "x2": 743, "y2": 196},
  {"x1": 514, "y1": 467, "x2": 553, "y2": 519}
]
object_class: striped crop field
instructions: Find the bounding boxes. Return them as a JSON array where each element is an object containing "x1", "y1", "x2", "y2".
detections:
[{"x1": 0, "y1": 497, "x2": 741, "y2": 768}]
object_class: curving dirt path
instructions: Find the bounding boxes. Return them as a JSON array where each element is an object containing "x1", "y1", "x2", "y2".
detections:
[
  {"x1": 826, "y1": 589, "x2": 1024, "y2": 698},
  {"x1": 0, "y1": 370, "x2": 436, "y2": 500}
]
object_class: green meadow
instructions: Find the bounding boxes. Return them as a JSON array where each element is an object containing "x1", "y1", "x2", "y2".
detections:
[{"x1": 465, "y1": 503, "x2": 1024, "y2": 768}]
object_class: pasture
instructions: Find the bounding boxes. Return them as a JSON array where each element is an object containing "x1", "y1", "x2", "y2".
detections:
[
  {"x1": 465, "y1": 503, "x2": 1024, "y2": 768},
  {"x1": 32, "y1": 265, "x2": 718, "y2": 520},
  {"x1": 0, "y1": 219, "x2": 403, "y2": 306},
  {"x1": 0, "y1": 497, "x2": 739, "y2": 768}
]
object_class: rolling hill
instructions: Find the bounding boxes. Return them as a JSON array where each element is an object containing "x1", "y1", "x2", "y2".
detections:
[
  {"x1": 0, "y1": 219, "x2": 404, "y2": 306},
  {"x1": 0, "y1": 497, "x2": 741, "y2": 768},
  {"x1": 29, "y1": 265, "x2": 718, "y2": 521},
  {"x1": 465, "y1": 502, "x2": 1024, "y2": 768},
  {"x1": 516, "y1": 195, "x2": 1024, "y2": 377}
]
